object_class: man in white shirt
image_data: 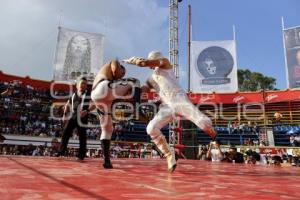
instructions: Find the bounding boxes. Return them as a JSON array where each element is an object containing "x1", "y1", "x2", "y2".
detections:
[{"x1": 207, "y1": 140, "x2": 224, "y2": 162}]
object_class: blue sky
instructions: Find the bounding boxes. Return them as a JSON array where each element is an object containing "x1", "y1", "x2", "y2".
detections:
[
  {"x1": 160, "y1": 0, "x2": 300, "y2": 89},
  {"x1": 0, "y1": 0, "x2": 299, "y2": 90}
]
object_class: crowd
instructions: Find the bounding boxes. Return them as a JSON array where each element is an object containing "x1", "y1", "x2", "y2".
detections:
[
  {"x1": 198, "y1": 140, "x2": 300, "y2": 167},
  {"x1": 0, "y1": 141, "x2": 161, "y2": 159},
  {"x1": 0, "y1": 81, "x2": 56, "y2": 136},
  {"x1": 1, "y1": 139, "x2": 300, "y2": 167},
  {"x1": 0, "y1": 81, "x2": 105, "y2": 140},
  {"x1": 227, "y1": 121, "x2": 259, "y2": 135}
]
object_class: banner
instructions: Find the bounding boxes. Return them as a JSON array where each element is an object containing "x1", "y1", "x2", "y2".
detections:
[
  {"x1": 191, "y1": 40, "x2": 238, "y2": 93},
  {"x1": 53, "y1": 27, "x2": 104, "y2": 81},
  {"x1": 141, "y1": 89, "x2": 300, "y2": 104},
  {"x1": 283, "y1": 26, "x2": 300, "y2": 88}
]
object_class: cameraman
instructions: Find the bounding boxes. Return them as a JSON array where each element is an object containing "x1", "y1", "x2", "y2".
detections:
[{"x1": 197, "y1": 144, "x2": 208, "y2": 160}]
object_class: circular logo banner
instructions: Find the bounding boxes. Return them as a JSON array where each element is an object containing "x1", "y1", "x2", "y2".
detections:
[{"x1": 197, "y1": 46, "x2": 234, "y2": 85}]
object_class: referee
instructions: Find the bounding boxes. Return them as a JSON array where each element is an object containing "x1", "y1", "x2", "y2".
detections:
[{"x1": 56, "y1": 77, "x2": 94, "y2": 161}]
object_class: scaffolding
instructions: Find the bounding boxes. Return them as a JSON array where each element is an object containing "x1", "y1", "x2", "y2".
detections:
[
  {"x1": 168, "y1": 0, "x2": 182, "y2": 154},
  {"x1": 169, "y1": 0, "x2": 179, "y2": 79}
]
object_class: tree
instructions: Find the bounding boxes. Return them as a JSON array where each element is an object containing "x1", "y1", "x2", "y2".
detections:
[{"x1": 238, "y1": 69, "x2": 277, "y2": 92}]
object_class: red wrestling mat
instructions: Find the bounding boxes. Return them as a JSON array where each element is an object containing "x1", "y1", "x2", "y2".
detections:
[{"x1": 1, "y1": 156, "x2": 300, "y2": 200}]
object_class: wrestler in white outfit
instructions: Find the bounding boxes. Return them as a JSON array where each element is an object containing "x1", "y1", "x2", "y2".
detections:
[
  {"x1": 146, "y1": 67, "x2": 213, "y2": 139},
  {"x1": 124, "y1": 51, "x2": 216, "y2": 172}
]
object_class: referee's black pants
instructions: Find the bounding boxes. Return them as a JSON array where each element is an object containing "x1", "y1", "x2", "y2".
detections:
[{"x1": 59, "y1": 117, "x2": 87, "y2": 159}]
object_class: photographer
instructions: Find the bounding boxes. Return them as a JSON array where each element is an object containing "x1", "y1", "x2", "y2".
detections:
[
  {"x1": 197, "y1": 144, "x2": 208, "y2": 160},
  {"x1": 223, "y1": 145, "x2": 244, "y2": 163},
  {"x1": 245, "y1": 149, "x2": 261, "y2": 164},
  {"x1": 206, "y1": 140, "x2": 224, "y2": 162}
]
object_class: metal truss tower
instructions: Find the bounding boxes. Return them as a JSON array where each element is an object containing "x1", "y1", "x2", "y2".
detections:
[
  {"x1": 169, "y1": 0, "x2": 179, "y2": 79},
  {"x1": 168, "y1": 0, "x2": 183, "y2": 155}
]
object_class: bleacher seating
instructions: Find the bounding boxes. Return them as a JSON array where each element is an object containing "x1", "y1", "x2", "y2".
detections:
[
  {"x1": 114, "y1": 123, "x2": 260, "y2": 146},
  {"x1": 272, "y1": 125, "x2": 300, "y2": 146}
]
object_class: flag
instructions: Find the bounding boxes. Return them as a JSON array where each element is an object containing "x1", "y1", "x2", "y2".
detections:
[
  {"x1": 53, "y1": 27, "x2": 104, "y2": 81},
  {"x1": 283, "y1": 26, "x2": 300, "y2": 88},
  {"x1": 190, "y1": 40, "x2": 238, "y2": 93}
]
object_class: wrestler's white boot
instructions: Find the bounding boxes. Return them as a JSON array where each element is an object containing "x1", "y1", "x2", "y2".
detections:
[
  {"x1": 203, "y1": 126, "x2": 217, "y2": 140},
  {"x1": 153, "y1": 135, "x2": 177, "y2": 173},
  {"x1": 166, "y1": 147, "x2": 177, "y2": 173}
]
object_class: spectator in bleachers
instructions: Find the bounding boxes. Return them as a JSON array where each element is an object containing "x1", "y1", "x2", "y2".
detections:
[
  {"x1": 232, "y1": 121, "x2": 238, "y2": 134},
  {"x1": 295, "y1": 134, "x2": 300, "y2": 146},
  {"x1": 1, "y1": 85, "x2": 14, "y2": 97},
  {"x1": 253, "y1": 139, "x2": 259, "y2": 146},
  {"x1": 274, "y1": 111, "x2": 283, "y2": 124},
  {"x1": 253, "y1": 122, "x2": 259, "y2": 135},
  {"x1": 239, "y1": 123, "x2": 246, "y2": 134},
  {"x1": 227, "y1": 121, "x2": 232, "y2": 134},
  {"x1": 259, "y1": 140, "x2": 267, "y2": 147},
  {"x1": 290, "y1": 135, "x2": 296, "y2": 147},
  {"x1": 244, "y1": 138, "x2": 254, "y2": 146},
  {"x1": 114, "y1": 123, "x2": 123, "y2": 141}
]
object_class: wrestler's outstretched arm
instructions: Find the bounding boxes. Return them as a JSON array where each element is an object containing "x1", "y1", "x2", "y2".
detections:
[{"x1": 123, "y1": 57, "x2": 172, "y2": 69}]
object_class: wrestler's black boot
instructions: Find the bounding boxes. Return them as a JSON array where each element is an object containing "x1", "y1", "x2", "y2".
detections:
[{"x1": 101, "y1": 139, "x2": 113, "y2": 169}]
